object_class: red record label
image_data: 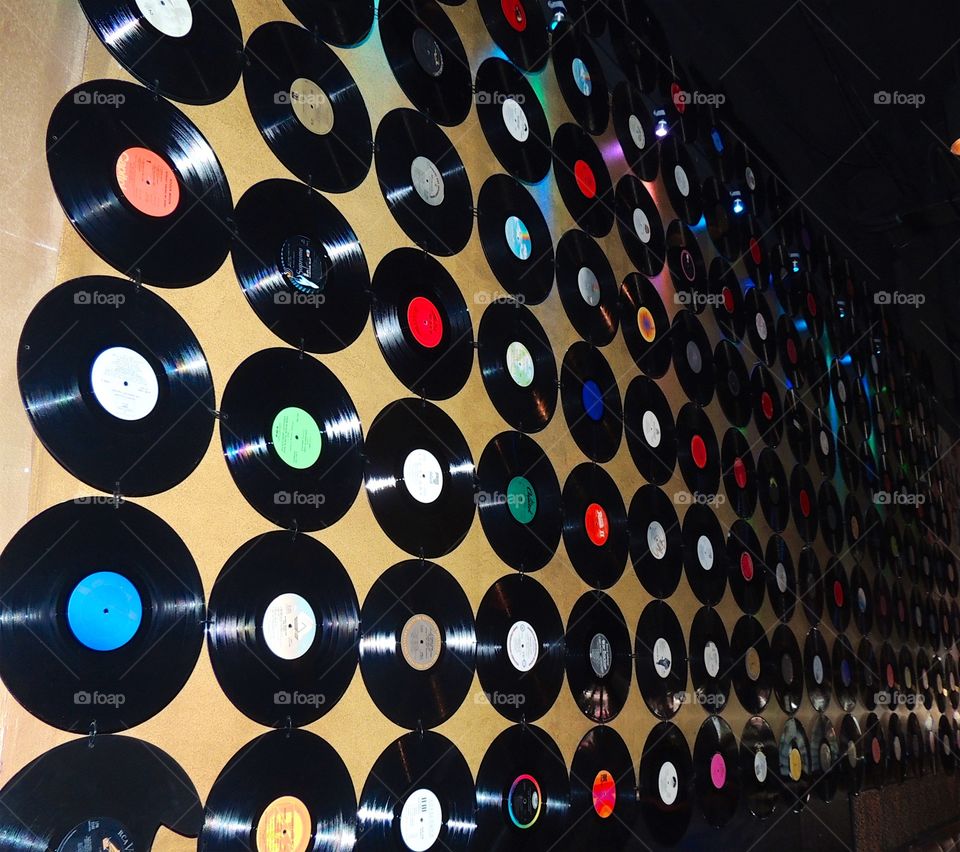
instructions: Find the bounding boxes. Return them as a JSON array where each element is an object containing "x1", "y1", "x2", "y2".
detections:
[
  {"x1": 761, "y1": 391, "x2": 774, "y2": 420},
  {"x1": 574, "y1": 160, "x2": 597, "y2": 199},
  {"x1": 733, "y1": 457, "x2": 748, "y2": 489},
  {"x1": 671, "y1": 82, "x2": 685, "y2": 114},
  {"x1": 886, "y1": 663, "x2": 895, "y2": 688},
  {"x1": 806, "y1": 292, "x2": 818, "y2": 316},
  {"x1": 722, "y1": 286, "x2": 735, "y2": 312},
  {"x1": 407, "y1": 296, "x2": 443, "y2": 349},
  {"x1": 592, "y1": 770, "x2": 616, "y2": 819},
  {"x1": 799, "y1": 489, "x2": 811, "y2": 518},
  {"x1": 871, "y1": 738, "x2": 881, "y2": 763},
  {"x1": 691, "y1": 435, "x2": 708, "y2": 469},
  {"x1": 585, "y1": 503, "x2": 609, "y2": 546},
  {"x1": 786, "y1": 338, "x2": 798, "y2": 364},
  {"x1": 749, "y1": 238, "x2": 762, "y2": 264},
  {"x1": 833, "y1": 580, "x2": 844, "y2": 608},
  {"x1": 741, "y1": 552, "x2": 754, "y2": 581},
  {"x1": 502, "y1": 0, "x2": 527, "y2": 31}
]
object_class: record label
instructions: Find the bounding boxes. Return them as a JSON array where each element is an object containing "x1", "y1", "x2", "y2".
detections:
[
  {"x1": 704, "y1": 640, "x2": 720, "y2": 677},
  {"x1": 407, "y1": 297, "x2": 443, "y2": 348},
  {"x1": 813, "y1": 656, "x2": 823, "y2": 684},
  {"x1": 401, "y1": 614, "x2": 442, "y2": 670},
  {"x1": 507, "y1": 620, "x2": 539, "y2": 672},
  {"x1": 592, "y1": 771, "x2": 616, "y2": 818},
  {"x1": 90, "y1": 346, "x2": 159, "y2": 421},
  {"x1": 642, "y1": 410, "x2": 662, "y2": 447},
  {"x1": 572, "y1": 58, "x2": 593, "y2": 95},
  {"x1": 634, "y1": 208, "x2": 652, "y2": 243},
  {"x1": 629, "y1": 114, "x2": 645, "y2": 149},
  {"x1": 776, "y1": 563, "x2": 787, "y2": 593},
  {"x1": 741, "y1": 553, "x2": 754, "y2": 581},
  {"x1": 506, "y1": 341, "x2": 535, "y2": 387},
  {"x1": 115, "y1": 147, "x2": 179, "y2": 217},
  {"x1": 502, "y1": 98, "x2": 529, "y2": 142},
  {"x1": 575, "y1": 160, "x2": 597, "y2": 198},
  {"x1": 734, "y1": 458, "x2": 748, "y2": 488},
  {"x1": 412, "y1": 28, "x2": 443, "y2": 76},
  {"x1": 698, "y1": 536, "x2": 714, "y2": 570},
  {"x1": 590, "y1": 633, "x2": 613, "y2": 677},
  {"x1": 585, "y1": 503, "x2": 609, "y2": 545},
  {"x1": 654, "y1": 637, "x2": 672, "y2": 678},
  {"x1": 659, "y1": 762, "x2": 679, "y2": 804},
  {"x1": 502, "y1": 0, "x2": 527, "y2": 30},
  {"x1": 507, "y1": 476, "x2": 537, "y2": 524},
  {"x1": 136, "y1": 0, "x2": 192, "y2": 37},
  {"x1": 403, "y1": 449, "x2": 443, "y2": 503},
  {"x1": 789, "y1": 749, "x2": 802, "y2": 781},
  {"x1": 871, "y1": 740, "x2": 881, "y2": 763},
  {"x1": 710, "y1": 754, "x2": 726, "y2": 789},
  {"x1": 746, "y1": 647, "x2": 760, "y2": 681},
  {"x1": 674, "y1": 165, "x2": 690, "y2": 197},
  {"x1": 508, "y1": 775, "x2": 542, "y2": 828},
  {"x1": 745, "y1": 167, "x2": 756, "y2": 190},
  {"x1": 271, "y1": 407, "x2": 322, "y2": 470},
  {"x1": 67, "y1": 571, "x2": 142, "y2": 652},
  {"x1": 504, "y1": 215, "x2": 532, "y2": 260},
  {"x1": 638, "y1": 307, "x2": 657, "y2": 343},
  {"x1": 578, "y1": 267, "x2": 601, "y2": 306},
  {"x1": 399, "y1": 789, "x2": 443, "y2": 852},
  {"x1": 411, "y1": 156, "x2": 445, "y2": 206},
  {"x1": 289, "y1": 78, "x2": 334, "y2": 136},
  {"x1": 754, "y1": 752, "x2": 767, "y2": 782},
  {"x1": 755, "y1": 314, "x2": 768, "y2": 340},
  {"x1": 582, "y1": 380, "x2": 604, "y2": 420},
  {"x1": 279, "y1": 236, "x2": 324, "y2": 294},
  {"x1": 256, "y1": 796, "x2": 310, "y2": 852},
  {"x1": 781, "y1": 653, "x2": 794, "y2": 684},
  {"x1": 686, "y1": 341, "x2": 703, "y2": 373},
  {"x1": 647, "y1": 521, "x2": 668, "y2": 560},
  {"x1": 262, "y1": 593, "x2": 317, "y2": 661}
]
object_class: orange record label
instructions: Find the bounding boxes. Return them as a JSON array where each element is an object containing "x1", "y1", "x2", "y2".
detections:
[
  {"x1": 115, "y1": 146, "x2": 179, "y2": 217},
  {"x1": 256, "y1": 796, "x2": 311, "y2": 852}
]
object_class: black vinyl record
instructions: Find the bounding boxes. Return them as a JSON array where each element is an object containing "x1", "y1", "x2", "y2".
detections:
[
  {"x1": 363, "y1": 399, "x2": 475, "y2": 557},
  {"x1": 18, "y1": 276, "x2": 214, "y2": 496},
  {"x1": 660, "y1": 137, "x2": 702, "y2": 225},
  {"x1": 551, "y1": 20, "x2": 609, "y2": 134},
  {"x1": 670, "y1": 309, "x2": 715, "y2": 406},
  {"x1": 374, "y1": 108, "x2": 473, "y2": 255},
  {"x1": 778, "y1": 314, "x2": 804, "y2": 385},
  {"x1": 790, "y1": 463, "x2": 819, "y2": 543},
  {"x1": 0, "y1": 735, "x2": 202, "y2": 850},
  {"x1": 832, "y1": 634, "x2": 858, "y2": 712},
  {"x1": 607, "y1": 0, "x2": 668, "y2": 93},
  {"x1": 207, "y1": 532, "x2": 359, "y2": 727},
  {"x1": 378, "y1": 0, "x2": 471, "y2": 125},
  {"x1": 863, "y1": 713, "x2": 886, "y2": 788},
  {"x1": 356, "y1": 732, "x2": 475, "y2": 851},
  {"x1": 694, "y1": 715, "x2": 741, "y2": 827},
  {"x1": 638, "y1": 722, "x2": 693, "y2": 846},
  {"x1": 858, "y1": 638, "x2": 881, "y2": 711},
  {"x1": 744, "y1": 286, "x2": 777, "y2": 366},
  {"x1": 676, "y1": 402, "x2": 721, "y2": 498},
  {"x1": 560, "y1": 342, "x2": 623, "y2": 462},
  {"x1": 629, "y1": 485, "x2": 683, "y2": 599},
  {"x1": 282, "y1": 0, "x2": 374, "y2": 46},
  {"x1": 722, "y1": 428, "x2": 758, "y2": 519},
  {"x1": 553, "y1": 122, "x2": 614, "y2": 236},
  {"x1": 906, "y1": 712, "x2": 924, "y2": 778},
  {"x1": 666, "y1": 219, "x2": 708, "y2": 312},
  {"x1": 0, "y1": 500, "x2": 204, "y2": 733},
  {"x1": 372, "y1": 247, "x2": 473, "y2": 398},
  {"x1": 689, "y1": 606, "x2": 731, "y2": 712},
  {"x1": 478, "y1": 300, "x2": 558, "y2": 432},
  {"x1": 710, "y1": 256, "x2": 746, "y2": 341},
  {"x1": 477, "y1": 431, "x2": 562, "y2": 572},
  {"x1": 714, "y1": 339, "x2": 752, "y2": 427},
  {"x1": 771, "y1": 624, "x2": 803, "y2": 715},
  {"x1": 887, "y1": 714, "x2": 906, "y2": 784},
  {"x1": 757, "y1": 447, "x2": 789, "y2": 533},
  {"x1": 778, "y1": 718, "x2": 811, "y2": 809},
  {"x1": 359, "y1": 560, "x2": 476, "y2": 729},
  {"x1": 476, "y1": 574, "x2": 564, "y2": 722},
  {"x1": 887, "y1": 577, "x2": 905, "y2": 641},
  {"x1": 615, "y1": 173, "x2": 666, "y2": 277},
  {"x1": 811, "y1": 715, "x2": 841, "y2": 802},
  {"x1": 850, "y1": 562, "x2": 873, "y2": 636},
  {"x1": 819, "y1": 480, "x2": 845, "y2": 554},
  {"x1": 825, "y1": 557, "x2": 850, "y2": 632},
  {"x1": 473, "y1": 724, "x2": 570, "y2": 851},
  {"x1": 635, "y1": 599, "x2": 688, "y2": 719},
  {"x1": 565, "y1": 590, "x2": 632, "y2": 722},
  {"x1": 612, "y1": 81, "x2": 660, "y2": 181},
  {"x1": 766, "y1": 534, "x2": 797, "y2": 622},
  {"x1": 727, "y1": 520, "x2": 766, "y2": 615},
  {"x1": 478, "y1": 174, "x2": 555, "y2": 304},
  {"x1": 231, "y1": 178, "x2": 370, "y2": 353},
  {"x1": 561, "y1": 462, "x2": 629, "y2": 589},
  {"x1": 47, "y1": 80, "x2": 232, "y2": 286},
  {"x1": 730, "y1": 614, "x2": 772, "y2": 713},
  {"x1": 751, "y1": 362, "x2": 783, "y2": 447},
  {"x1": 79, "y1": 0, "x2": 241, "y2": 104},
  {"x1": 740, "y1": 715, "x2": 779, "y2": 819},
  {"x1": 556, "y1": 228, "x2": 619, "y2": 345},
  {"x1": 683, "y1": 504, "x2": 729, "y2": 606},
  {"x1": 220, "y1": 348, "x2": 363, "y2": 531},
  {"x1": 569, "y1": 726, "x2": 637, "y2": 847},
  {"x1": 798, "y1": 546, "x2": 824, "y2": 626},
  {"x1": 804, "y1": 627, "x2": 832, "y2": 712},
  {"x1": 243, "y1": 22, "x2": 372, "y2": 192},
  {"x1": 620, "y1": 272, "x2": 672, "y2": 378},
  {"x1": 477, "y1": 0, "x2": 550, "y2": 72},
  {"x1": 202, "y1": 729, "x2": 356, "y2": 851},
  {"x1": 784, "y1": 388, "x2": 811, "y2": 465},
  {"x1": 838, "y1": 714, "x2": 866, "y2": 793}
]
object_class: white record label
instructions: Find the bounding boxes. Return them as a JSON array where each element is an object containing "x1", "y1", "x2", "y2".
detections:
[
  {"x1": 506, "y1": 620, "x2": 539, "y2": 672},
  {"x1": 262, "y1": 593, "x2": 317, "y2": 661},
  {"x1": 399, "y1": 788, "x2": 443, "y2": 852},
  {"x1": 136, "y1": 0, "x2": 192, "y2": 37},
  {"x1": 403, "y1": 449, "x2": 443, "y2": 503},
  {"x1": 411, "y1": 156, "x2": 445, "y2": 207},
  {"x1": 90, "y1": 346, "x2": 159, "y2": 421}
]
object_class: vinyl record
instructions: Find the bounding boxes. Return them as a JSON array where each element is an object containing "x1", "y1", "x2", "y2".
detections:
[
  {"x1": 743, "y1": 289, "x2": 777, "y2": 369},
  {"x1": 722, "y1": 428, "x2": 758, "y2": 519},
  {"x1": 714, "y1": 339, "x2": 753, "y2": 427},
  {"x1": 220, "y1": 348, "x2": 362, "y2": 531},
  {"x1": 838, "y1": 714, "x2": 866, "y2": 793},
  {"x1": 771, "y1": 624, "x2": 803, "y2": 715},
  {"x1": 757, "y1": 447, "x2": 789, "y2": 533},
  {"x1": 551, "y1": 20, "x2": 609, "y2": 134},
  {"x1": 850, "y1": 563, "x2": 873, "y2": 635},
  {"x1": 710, "y1": 256, "x2": 747, "y2": 341},
  {"x1": 282, "y1": 0, "x2": 374, "y2": 46},
  {"x1": 560, "y1": 342, "x2": 623, "y2": 462},
  {"x1": 798, "y1": 546, "x2": 824, "y2": 626},
  {"x1": 863, "y1": 712, "x2": 886, "y2": 787},
  {"x1": 378, "y1": 0, "x2": 471, "y2": 125},
  {"x1": 635, "y1": 600, "x2": 688, "y2": 719},
  {"x1": 804, "y1": 339, "x2": 830, "y2": 409},
  {"x1": 629, "y1": 485, "x2": 683, "y2": 599},
  {"x1": 243, "y1": 22, "x2": 372, "y2": 192},
  {"x1": 356, "y1": 732, "x2": 475, "y2": 851},
  {"x1": 18, "y1": 276, "x2": 214, "y2": 496},
  {"x1": 473, "y1": 724, "x2": 570, "y2": 851},
  {"x1": 778, "y1": 315, "x2": 804, "y2": 385},
  {"x1": 804, "y1": 627, "x2": 832, "y2": 711},
  {"x1": 478, "y1": 173, "x2": 555, "y2": 304},
  {"x1": 676, "y1": 402, "x2": 721, "y2": 498},
  {"x1": 569, "y1": 726, "x2": 637, "y2": 847},
  {"x1": 477, "y1": 0, "x2": 550, "y2": 72},
  {"x1": 371, "y1": 248, "x2": 472, "y2": 398},
  {"x1": 607, "y1": 0, "x2": 668, "y2": 93},
  {"x1": 737, "y1": 214, "x2": 771, "y2": 290},
  {"x1": 858, "y1": 638, "x2": 881, "y2": 711},
  {"x1": 660, "y1": 137, "x2": 702, "y2": 224},
  {"x1": 790, "y1": 464, "x2": 819, "y2": 543},
  {"x1": 638, "y1": 722, "x2": 693, "y2": 846},
  {"x1": 825, "y1": 557, "x2": 850, "y2": 632},
  {"x1": 620, "y1": 272, "x2": 672, "y2": 378},
  {"x1": 689, "y1": 605, "x2": 731, "y2": 712},
  {"x1": 202, "y1": 729, "x2": 356, "y2": 850},
  {"x1": 740, "y1": 715, "x2": 779, "y2": 819},
  {"x1": 565, "y1": 590, "x2": 632, "y2": 722},
  {"x1": 766, "y1": 534, "x2": 797, "y2": 622},
  {"x1": 819, "y1": 480, "x2": 845, "y2": 554},
  {"x1": 556, "y1": 229, "x2": 619, "y2": 345},
  {"x1": 553, "y1": 122, "x2": 614, "y2": 236},
  {"x1": 694, "y1": 715, "x2": 741, "y2": 827},
  {"x1": 615, "y1": 173, "x2": 666, "y2": 276},
  {"x1": 751, "y1": 362, "x2": 783, "y2": 447},
  {"x1": 374, "y1": 108, "x2": 473, "y2": 255},
  {"x1": 778, "y1": 718, "x2": 811, "y2": 809},
  {"x1": 886, "y1": 577, "x2": 903, "y2": 641},
  {"x1": 232, "y1": 178, "x2": 370, "y2": 353},
  {"x1": 906, "y1": 712, "x2": 925, "y2": 778},
  {"x1": 730, "y1": 614, "x2": 772, "y2": 713},
  {"x1": 478, "y1": 300, "x2": 558, "y2": 432},
  {"x1": 830, "y1": 634, "x2": 857, "y2": 712},
  {"x1": 811, "y1": 715, "x2": 841, "y2": 802},
  {"x1": 207, "y1": 532, "x2": 358, "y2": 727},
  {"x1": 0, "y1": 735, "x2": 202, "y2": 850},
  {"x1": 670, "y1": 309, "x2": 715, "y2": 406},
  {"x1": 728, "y1": 520, "x2": 766, "y2": 615},
  {"x1": 784, "y1": 388, "x2": 811, "y2": 465},
  {"x1": 79, "y1": 0, "x2": 241, "y2": 104},
  {"x1": 359, "y1": 560, "x2": 476, "y2": 729},
  {"x1": 477, "y1": 432, "x2": 562, "y2": 572},
  {"x1": 612, "y1": 81, "x2": 660, "y2": 181},
  {"x1": 561, "y1": 462, "x2": 629, "y2": 589},
  {"x1": 0, "y1": 500, "x2": 204, "y2": 733},
  {"x1": 667, "y1": 219, "x2": 708, "y2": 312},
  {"x1": 363, "y1": 399, "x2": 475, "y2": 557},
  {"x1": 683, "y1": 504, "x2": 729, "y2": 606}
]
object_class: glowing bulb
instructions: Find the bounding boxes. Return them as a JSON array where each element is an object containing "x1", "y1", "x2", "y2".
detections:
[
  {"x1": 655, "y1": 119, "x2": 669, "y2": 138},
  {"x1": 732, "y1": 198, "x2": 745, "y2": 215}
]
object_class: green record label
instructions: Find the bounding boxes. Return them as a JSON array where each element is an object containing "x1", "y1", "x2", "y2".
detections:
[
  {"x1": 507, "y1": 475, "x2": 537, "y2": 525},
  {"x1": 271, "y1": 406, "x2": 322, "y2": 470}
]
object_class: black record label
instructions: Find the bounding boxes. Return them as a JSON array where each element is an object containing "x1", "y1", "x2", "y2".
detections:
[
  {"x1": 635, "y1": 600, "x2": 688, "y2": 719},
  {"x1": 560, "y1": 342, "x2": 623, "y2": 462},
  {"x1": 553, "y1": 122, "x2": 614, "y2": 236},
  {"x1": 556, "y1": 229, "x2": 620, "y2": 345},
  {"x1": 620, "y1": 272, "x2": 672, "y2": 378},
  {"x1": 798, "y1": 546, "x2": 824, "y2": 626}
]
